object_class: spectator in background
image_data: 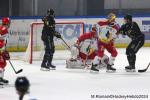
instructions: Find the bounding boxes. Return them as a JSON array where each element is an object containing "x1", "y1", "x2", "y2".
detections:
[{"x1": 15, "y1": 76, "x2": 37, "y2": 100}]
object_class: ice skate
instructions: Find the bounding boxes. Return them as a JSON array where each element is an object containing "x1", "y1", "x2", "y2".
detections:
[
  {"x1": 41, "y1": 63, "x2": 50, "y2": 71},
  {"x1": 90, "y1": 63, "x2": 99, "y2": 72},
  {"x1": 125, "y1": 66, "x2": 136, "y2": 72},
  {"x1": 47, "y1": 56, "x2": 56, "y2": 70},
  {"x1": 0, "y1": 81, "x2": 4, "y2": 86},
  {"x1": 0, "y1": 78, "x2": 9, "y2": 85},
  {"x1": 106, "y1": 64, "x2": 116, "y2": 73},
  {"x1": 48, "y1": 64, "x2": 56, "y2": 70}
]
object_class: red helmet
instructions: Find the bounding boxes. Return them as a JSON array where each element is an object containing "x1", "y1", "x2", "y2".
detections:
[{"x1": 2, "y1": 17, "x2": 10, "y2": 25}]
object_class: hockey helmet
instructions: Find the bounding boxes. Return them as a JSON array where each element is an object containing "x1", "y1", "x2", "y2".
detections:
[
  {"x1": 107, "y1": 13, "x2": 116, "y2": 21},
  {"x1": 47, "y1": 8, "x2": 54, "y2": 15},
  {"x1": 15, "y1": 76, "x2": 30, "y2": 94},
  {"x1": 124, "y1": 14, "x2": 132, "y2": 21},
  {"x1": 2, "y1": 17, "x2": 10, "y2": 25}
]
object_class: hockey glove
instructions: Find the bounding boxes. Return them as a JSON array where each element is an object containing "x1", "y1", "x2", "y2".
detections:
[
  {"x1": 55, "y1": 32, "x2": 62, "y2": 38},
  {"x1": 2, "y1": 50, "x2": 10, "y2": 60}
]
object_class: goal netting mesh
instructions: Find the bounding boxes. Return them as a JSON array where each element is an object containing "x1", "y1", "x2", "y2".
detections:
[{"x1": 24, "y1": 22, "x2": 84, "y2": 64}]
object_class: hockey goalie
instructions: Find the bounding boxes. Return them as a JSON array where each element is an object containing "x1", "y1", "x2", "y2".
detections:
[{"x1": 66, "y1": 27, "x2": 109, "y2": 69}]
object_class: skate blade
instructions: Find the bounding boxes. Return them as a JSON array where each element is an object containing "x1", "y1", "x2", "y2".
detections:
[
  {"x1": 90, "y1": 70, "x2": 99, "y2": 73},
  {"x1": 125, "y1": 69, "x2": 136, "y2": 72},
  {"x1": 2, "y1": 83, "x2": 8, "y2": 85},
  {"x1": 106, "y1": 70, "x2": 116, "y2": 73},
  {"x1": 0, "y1": 83, "x2": 4, "y2": 88},
  {"x1": 40, "y1": 68, "x2": 50, "y2": 71},
  {"x1": 50, "y1": 68, "x2": 56, "y2": 70}
]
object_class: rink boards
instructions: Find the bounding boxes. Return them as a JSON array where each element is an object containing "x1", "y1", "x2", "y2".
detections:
[{"x1": 1, "y1": 16, "x2": 150, "y2": 51}]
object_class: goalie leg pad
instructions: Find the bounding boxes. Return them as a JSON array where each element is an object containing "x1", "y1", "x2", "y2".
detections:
[
  {"x1": 66, "y1": 59, "x2": 84, "y2": 69},
  {"x1": 70, "y1": 46, "x2": 79, "y2": 59}
]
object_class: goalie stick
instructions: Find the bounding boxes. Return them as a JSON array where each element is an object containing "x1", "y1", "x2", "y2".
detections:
[{"x1": 138, "y1": 62, "x2": 150, "y2": 73}]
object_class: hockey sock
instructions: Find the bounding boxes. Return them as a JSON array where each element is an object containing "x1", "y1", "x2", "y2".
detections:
[
  {"x1": 48, "y1": 55, "x2": 53, "y2": 65},
  {"x1": 41, "y1": 55, "x2": 49, "y2": 67},
  {"x1": 108, "y1": 56, "x2": 115, "y2": 65},
  {"x1": 127, "y1": 54, "x2": 136, "y2": 68},
  {"x1": 93, "y1": 56, "x2": 101, "y2": 65}
]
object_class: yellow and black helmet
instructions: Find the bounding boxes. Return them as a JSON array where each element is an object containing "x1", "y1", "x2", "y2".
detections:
[{"x1": 107, "y1": 13, "x2": 116, "y2": 21}]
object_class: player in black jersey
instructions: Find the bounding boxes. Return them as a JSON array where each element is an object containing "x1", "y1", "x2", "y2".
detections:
[
  {"x1": 41, "y1": 9, "x2": 61, "y2": 71},
  {"x1": 118, "y1": 14, "x2": 145, "y2": 72}
]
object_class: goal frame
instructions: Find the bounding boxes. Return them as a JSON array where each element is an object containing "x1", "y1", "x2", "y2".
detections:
[{"x1": 29, "y1": 22, "x2": 85, "y2": 64}]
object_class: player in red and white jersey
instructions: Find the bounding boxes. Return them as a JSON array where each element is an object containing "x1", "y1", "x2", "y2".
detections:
[
  {"x1": 0, "y1": 17, "x2": 11, "y2": 85},
  {"x1": 66, "y1": 27, "x2": 109, "y2": 69},
  {"x1": 76, "y1": 27, "x2": 98, "y2": 60},
  {"x1": 91, "y1": 13, "x2": 120, "y2": 72}
]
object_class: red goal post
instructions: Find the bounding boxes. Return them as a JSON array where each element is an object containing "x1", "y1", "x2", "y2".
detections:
[{"x1": 25, "y1": 22, "x2": 85, "y2": 64}]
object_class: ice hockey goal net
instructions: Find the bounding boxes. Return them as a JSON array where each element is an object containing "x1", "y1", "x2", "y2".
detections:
[{"x1": 24, "y1": 22, "x2": 84, "y2": 64}]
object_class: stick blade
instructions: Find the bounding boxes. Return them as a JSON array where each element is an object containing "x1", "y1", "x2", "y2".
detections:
[
  {"x1": 138, "y1": 69, "x2": 146, "y2": 73},
  {"x1": 16, "y1": 69, "x2": 23, "y2": 74}
]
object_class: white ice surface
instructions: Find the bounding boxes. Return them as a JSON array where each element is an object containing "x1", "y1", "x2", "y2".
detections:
[{"x1": 0, "y1": 47, "x2": 150, "y2": 100}]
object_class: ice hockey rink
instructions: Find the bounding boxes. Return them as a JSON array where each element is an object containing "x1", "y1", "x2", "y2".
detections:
[{"x1": 0, "y1": 47, "x2": 149, "y2": 100}]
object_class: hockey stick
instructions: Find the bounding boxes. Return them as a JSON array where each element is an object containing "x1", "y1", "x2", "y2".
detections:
[
  {"x1": 138, "y1": 62, "x2": 150, "y2": 73},
  {"x1": 4, "y1": 43, "x2": 23, "y2": 74},
  {"x1": 60, "y1": 37, "x2": 71, "y2": 49},
  {"x1": 9, "y1": 60, "x2": 23, "y2": 74}
]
